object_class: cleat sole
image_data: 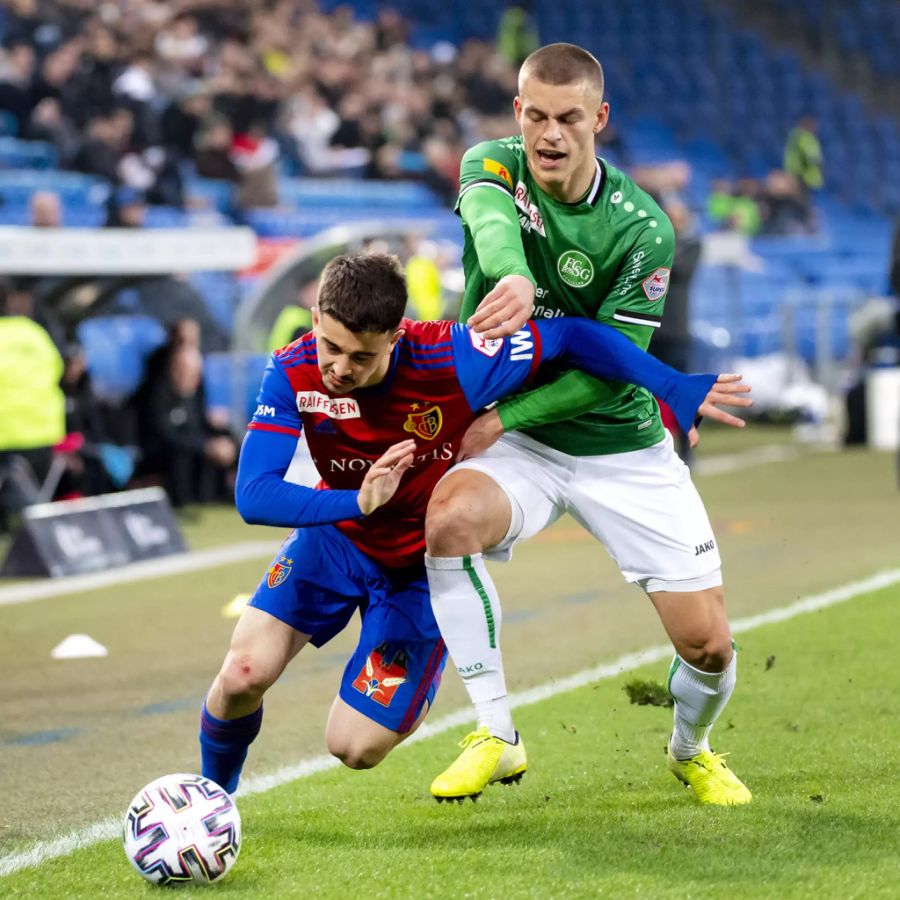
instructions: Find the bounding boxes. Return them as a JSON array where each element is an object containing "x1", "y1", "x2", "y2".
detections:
[{"x1": 498, "y1": 771, "x2": 525, "y2": 786}]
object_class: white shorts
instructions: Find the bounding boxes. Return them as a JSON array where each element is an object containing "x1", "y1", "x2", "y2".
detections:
[{"x1": 450, "y1": 431, "x2": 722, "y2": 593}]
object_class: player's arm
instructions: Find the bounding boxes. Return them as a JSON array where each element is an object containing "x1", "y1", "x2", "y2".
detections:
[
  {"x1": 451, "y1": 320, "x2": 750, "y2": 437},
  {"x1": 457, "y1": 144, "x2": 536, "y2": 338},
  {"x1": 235, "y1": 358, "x2": 415, "y2": 525},
  {"x1": 494, "y1": 220, "x2": 676, "y2": 432}
]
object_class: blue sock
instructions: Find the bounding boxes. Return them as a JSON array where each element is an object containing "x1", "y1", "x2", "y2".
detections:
[{"x1": 199, "y1": 701, "x2": 263, "y2": 794}]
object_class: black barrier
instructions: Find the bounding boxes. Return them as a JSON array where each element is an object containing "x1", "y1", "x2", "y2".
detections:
[{"x1": 0, "y1": 487, "x2": 187, "y2": 578}]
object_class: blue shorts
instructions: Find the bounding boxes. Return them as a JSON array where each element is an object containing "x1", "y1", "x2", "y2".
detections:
[{"x1": 249, "y1": 525, "x2": 446, "y2": 734}]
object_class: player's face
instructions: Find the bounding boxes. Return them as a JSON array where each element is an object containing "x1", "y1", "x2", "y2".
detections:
[
  {"x1": 313, "y1": 309, "x2": 403, "y2": 393},
  {"x1": 515, "y1": 76, "x2": 608, "y2": 201}
]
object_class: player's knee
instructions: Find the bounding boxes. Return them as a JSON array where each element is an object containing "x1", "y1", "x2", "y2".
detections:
[
  {"x1": 425, "y1": 493, "x2": 489, "y2": 555},
  {"x1": 219, "y1": 652, "x2": 277, "y2": 701},
  {"x1": 679, "y1": 636, "x2": 733, "y2": 672},
  {"x1": 327, "y1": 736, "x2": 387, "y2": 770}
]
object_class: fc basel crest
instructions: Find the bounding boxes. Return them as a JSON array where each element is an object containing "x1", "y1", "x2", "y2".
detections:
[
  {"x1": 403, "y1": 404, "x2": 443, "y2": 440},
  {"x1": 352, "y1": 643, "x2": 408, "y2": 707},
  {"x1": 267, "y1": 556, "x2": 292, "y2": 588}
]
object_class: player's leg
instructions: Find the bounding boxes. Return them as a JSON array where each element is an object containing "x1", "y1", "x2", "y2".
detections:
[
  {"x1": 568, "y1": 434, "x2": 750, "y2": 804},
  {"x1": 201, "y1": 605, "x2": 310, "y2": 794},
  {"x1": 325, "y1": 566, "x2": 447, "y2": 770},
  {"x1": 425, "y1": 433, "x2": 565, "y2": 799},
  {"x1": 200, "y1": 527, "x2": 362, "y2": 794}
]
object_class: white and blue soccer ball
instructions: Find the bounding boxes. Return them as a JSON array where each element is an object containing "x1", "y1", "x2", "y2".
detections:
[{"x1": 122, "y1": 773, "x2": 241, "y2": 886}]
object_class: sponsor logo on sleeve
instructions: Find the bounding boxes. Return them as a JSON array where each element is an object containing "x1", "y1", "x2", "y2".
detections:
[
  {"x1": 254, "y1": 404, "x2": 276, "y2": 417},
  {"x1": 642, "y1": 267, "x2": 671, "y2": 302},
  {"x1": 403, "y1": 403, "x2": 443, "y2": 440},
  {"x1": 483, "y1": 157, "x2": 513, "y2": 188},
  {"x1": 514, "y1": 181, "x2": 546, "y2": 237},
  {"x1": 469, "y1": 330, "x2": 504, "y2": 357},
  {"x1": 509, "y1": 329, "x2": 534, "y2": 361},
  {"x1": 296, "y1": 391, "x2": 361, "y2": 419},
  {"x1": 557, "y1": 250, "x2": 594, "y2": 288}
]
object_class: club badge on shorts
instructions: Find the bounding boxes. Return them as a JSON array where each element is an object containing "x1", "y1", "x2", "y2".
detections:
[
  {"x1": 267, "y1": 556, "x2": 292, "y2": 588},
  {"x1": 352, "y1": 644, "x2": 408, "y2": 707}
]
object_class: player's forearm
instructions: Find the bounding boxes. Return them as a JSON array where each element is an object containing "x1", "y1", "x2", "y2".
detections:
[
  {"x1": 532, "y1": 318, "x2": 715, "y2": 434},
  {"x1": 497, "y1": 370, "x2": 622, "y2": 431},
  {"x1": 235, "y1": 431, "x2": 362, "y2": 526},
  {"x1": 460, "y1": 188, "x2": 536, "y2": 284}
]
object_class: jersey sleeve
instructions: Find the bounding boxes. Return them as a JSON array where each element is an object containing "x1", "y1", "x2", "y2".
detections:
[
  {"x1": 235, "y1": 356, "x2": 363, "y2": 527},
  {"x1": 598, "y1": 215, "x2": 676, "y2": 351},
  {"x1": 457, "y1": 139, "x2": 520, "y2": 206},
  {"x1": 452, "y1": 318, "x2": 716, "y2": 435}
]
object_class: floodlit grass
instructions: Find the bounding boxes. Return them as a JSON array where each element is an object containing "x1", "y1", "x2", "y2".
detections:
[{"x1": 4, "y1": 582, "x2": 900, "y2": 899}]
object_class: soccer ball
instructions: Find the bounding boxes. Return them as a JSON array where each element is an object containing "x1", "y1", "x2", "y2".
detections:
[{"x1": 122, "y1": 773, "x2": 241, "y2": 886}]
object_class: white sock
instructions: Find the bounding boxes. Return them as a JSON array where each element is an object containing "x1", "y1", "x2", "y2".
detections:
[
  {"x1": 668, "y1": 650, "x2": 736, "y2": 759},
  {"x1": 425, "y1": 553, "x2": 515, "y2": 742}
]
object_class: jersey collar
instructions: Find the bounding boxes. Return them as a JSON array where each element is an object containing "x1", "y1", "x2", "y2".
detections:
[{"x1": 557, "y1": 158, "x2": 605, "y2": 207}]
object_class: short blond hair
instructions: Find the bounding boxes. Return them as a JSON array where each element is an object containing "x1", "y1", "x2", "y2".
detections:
[{"x1": 519, "y1": 43, "x2": 604, "y2": 98}]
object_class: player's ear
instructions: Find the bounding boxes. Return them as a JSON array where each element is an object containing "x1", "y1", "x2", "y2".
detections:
[
  {"x1": 311, "y1": 307, "x2": 320, "y2": 328},
  {"x1": 388, "y1": 326, "x2": 405, "y2": 349},
  {"x1": 513, "y1": 95, "x2": 523, "y2": 122},
  {"x1": 593, "y1": 101, "x2": 610, "y2": 135}
]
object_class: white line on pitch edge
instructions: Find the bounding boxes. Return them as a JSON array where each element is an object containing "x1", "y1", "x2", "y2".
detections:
[
  {"x1": 2, "y1": 565, "x2": 898, "y2": 879},
  {"x1": 0, "y1": 542, "x2": 276, "y2": 607}
]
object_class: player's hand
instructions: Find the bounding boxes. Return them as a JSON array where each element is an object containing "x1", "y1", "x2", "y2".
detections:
[
  {"x1": 696, "y1": 374, "x2": 753, "y2": 432},
  {"x1": 467, "y1": 274, "x2": 535, "y2": 340},
  {"x1": 357, "y1": 440, "x2": 417, "y2": 515},
  {"x1": 457, "y1": 409, "x2": 504, "y2": 461}
]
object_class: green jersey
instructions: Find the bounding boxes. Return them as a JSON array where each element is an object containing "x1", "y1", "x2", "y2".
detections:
[{"x1": 457, "y1": 136, "x2": 676, "y2": 455}]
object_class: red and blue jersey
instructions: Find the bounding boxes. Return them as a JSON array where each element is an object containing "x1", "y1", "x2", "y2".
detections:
[
  {"x1": 236, "y1": 317, "x2": 713, "y2": 568},
  {"x1": 239, "y1": 318, "x2": 542, "y2": 567}
]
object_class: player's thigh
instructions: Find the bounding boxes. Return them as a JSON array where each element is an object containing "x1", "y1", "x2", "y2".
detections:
[
  {"x1": 324, "y1": 696, "x2": 431, "y2": 769},
  {"x1": 336, "y1": 569, "x2": 446, "y2": 746},
  {"x1": 567, "y1": 434, "x2": 722, "y2": 587},
  {"x1": 441, "y1": 432, "x2": 566, "y2": 560},
  {"x1": 247, "y1": 525, "x2": 369, "y2": 650}
]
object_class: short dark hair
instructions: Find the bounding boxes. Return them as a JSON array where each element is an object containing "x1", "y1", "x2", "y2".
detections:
[
  {"x1": 317, "y1": 252, "x2": 408, "y2": 333},
  {"x1": 520, "y1": 43, "x2": 604, "y2": 98}
]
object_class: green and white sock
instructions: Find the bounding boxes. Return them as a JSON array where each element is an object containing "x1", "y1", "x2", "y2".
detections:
[
  {"x1": 425, "y1": 552, "x2": 515, "y2": 742},
  {"x1": 668, "y1": 650, "x2": 736, "y2": 759}
]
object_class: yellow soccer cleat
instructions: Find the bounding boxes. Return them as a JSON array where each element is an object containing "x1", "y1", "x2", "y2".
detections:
[
  {"x1": 430, "y1": 727, "x2": 527, "y2": 803},
  {"x1": 666, "y1": 745, "x2": 752, "y2": 805}
]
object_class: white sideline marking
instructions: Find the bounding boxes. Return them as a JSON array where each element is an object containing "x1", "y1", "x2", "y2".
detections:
[
  {"x1": 0, "y1": 444, "x2": 811, "y2": 610},
  {"x1": 2, "y1": 566, "x2": 899, "y2": 878},
  {"x1": 0, "y1": 542, "x2": 276, "y2": 607}
]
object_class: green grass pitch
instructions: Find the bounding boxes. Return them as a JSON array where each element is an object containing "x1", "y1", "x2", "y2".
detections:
[{"x1": 3, "y1": 580, "x2": 899, "y2": 899}]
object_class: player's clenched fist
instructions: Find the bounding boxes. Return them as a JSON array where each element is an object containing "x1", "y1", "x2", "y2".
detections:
[
  {"x1": 467, "y1": 273, "x2": 535, "y2": 339},
  {"x1": 357, "y1": 439, "x2": 417, "y2": 515}
]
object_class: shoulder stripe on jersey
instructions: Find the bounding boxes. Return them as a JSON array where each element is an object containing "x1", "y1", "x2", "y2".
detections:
[
  {"x1": 281, "y1": 356, "x2": 319, "y2": 370},
  {"x1": 247, "y1": 422, "x2": 302, "y2": 437},
  {"x1": 402, "y1": 341, "x2": 453, "y2": 356},
  {"x1": 588, "y1": 159, "x2": 606, "y2": 206},
  {"x1": 459, "y1": 179, "x2": 514, "y2": 200},
  {"x1": 398, "y1": 358, "x2": 454, "y2": 371},
  {"x1": 276, "y1": 339, "x2": 316, "y2": 360},
  {"x1": 613, "y1": 309, "x2": 662, "y2": 328}
]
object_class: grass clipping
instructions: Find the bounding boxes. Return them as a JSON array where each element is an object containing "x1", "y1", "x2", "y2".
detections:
[{"x1": 622, "y1": 677, "x2": 673, "y2": 708}]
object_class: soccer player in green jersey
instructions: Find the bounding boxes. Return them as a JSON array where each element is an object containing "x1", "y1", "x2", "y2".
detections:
[{"x1": 424, "y1": 43, "x2": 752, "y2": 806}]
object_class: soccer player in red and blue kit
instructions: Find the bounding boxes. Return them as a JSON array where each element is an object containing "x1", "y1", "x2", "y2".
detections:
[{"x1": 198, "y1": 253, "x2": 750, "y2": 795}]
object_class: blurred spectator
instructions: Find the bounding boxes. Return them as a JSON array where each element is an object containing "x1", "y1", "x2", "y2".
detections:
[
  {"x1": 106, "y1": 186, "x2": 147, "y2": 228},
  {"x1": 193, "y1": 114, "x2": 240, "y2": 182},
  {"x1": 0, "y1": 38, "x2": 37, "y2": 131},
  {"x1": 231, "y1": 120, "x2": 279, "y2": 208},
  {"x1": 759, "y1": 170, "x2": 816, "y2": 235},
  {"x1": 134, "y1": 344, "x2": 237, "y2": 508},
  {"x1": 0, "y1": 281, "x2": 65, "y2": 523},
  {"x1": 404, "y1": 236, "x2": 444, "y2": 321},
  {"x1": 30, "y1": 190, "x2": 62, "y2": 227},
  {"x1": 268, "y1": 282, "x2": 314, "y2": 351},
  {"x1": 57, "y1": 343, "x2": 134, "y2": 498},
  {"x1": 784, "y1": 116, "x2": 823, "y2": 192},
  {"x1": 890, "y1": 217, "x2": 900, "y2": 299},
  {"x1": 707, "y1": 178, "x2": 762, "y2": 235},
  {"x1": 496, "y1": 6, "x2": 539, "y2": 67}
]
